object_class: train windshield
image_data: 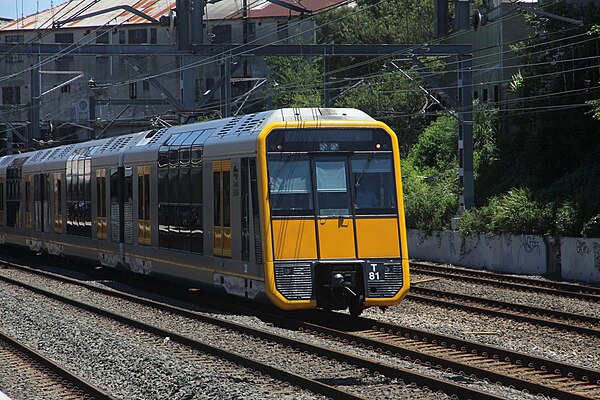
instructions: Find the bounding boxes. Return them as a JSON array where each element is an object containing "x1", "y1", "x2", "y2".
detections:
[{"x1": 267, "y1": 128, "x2": 397, "y2": 217}]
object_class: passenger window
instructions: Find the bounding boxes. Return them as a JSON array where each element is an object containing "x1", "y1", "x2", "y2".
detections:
[{"x1": 137, "y1": 165, "x2": 151, "y2": 245}]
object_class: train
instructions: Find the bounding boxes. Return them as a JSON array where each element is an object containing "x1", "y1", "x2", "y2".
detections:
[{"x1": 0, "y1": 108, "x2": 410, "y2": 315}]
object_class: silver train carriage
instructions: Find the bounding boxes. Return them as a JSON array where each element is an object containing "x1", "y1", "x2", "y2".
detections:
[{"x1": 0, "y1": 108, "x2": 410, "y2": 314}]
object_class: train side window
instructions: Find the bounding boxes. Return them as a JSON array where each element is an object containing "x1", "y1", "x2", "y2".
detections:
[
  {"x1": 24, "y1": 176, "x2": 32, "y2": 229},
  {"x1": 54, "y1": 173, "x2": 62, "y2": 233},
  {"x1": 96, "y1": 169, "x2": 107, "y2": 240},
  {"x1": 222, "y1": 170, "x2": 231, "y2": 228},
  {"x1": 137, "y1": 165, "x2": 151, "y2": 245},
  {"x1": 124, "y1": 167, "x2": 133, "y2": 244},
  {"x1": 250, "y1": 159, "x2": 262, "y2": 264},
  {"x1": 241, "y1": 159, "x2": 250, "y2": 261},
  {"x1": 110, "y1": 167, "x2": 122, "y2": 243},
  {"x1": 0, "y1": 177, "x2": 4, "y2": 226}
]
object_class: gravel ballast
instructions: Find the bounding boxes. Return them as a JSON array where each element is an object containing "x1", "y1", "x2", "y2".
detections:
[{"x1": 0, "y1": 265, "x2": 576, "y2": 399}]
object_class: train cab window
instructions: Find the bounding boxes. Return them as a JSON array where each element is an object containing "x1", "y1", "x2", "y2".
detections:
[
  {"x1": 314, "y1": 159, "x2": 350, "y2": 216},
  {"x1": 351, "y1": 155, "x2": 397, "y2": 214},
  {"x1": 268, "y1": 155, "x2": 313, "y2": 216}
]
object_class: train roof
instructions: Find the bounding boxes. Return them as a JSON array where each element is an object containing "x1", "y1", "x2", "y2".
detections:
[{"x1": 0, "y1": 108, "x2": 375, "y2": 170}]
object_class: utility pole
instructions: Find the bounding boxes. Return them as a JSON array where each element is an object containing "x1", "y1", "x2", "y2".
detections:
[{"x1": 29, "y1": 52, "x2": 41, "y2": 150}]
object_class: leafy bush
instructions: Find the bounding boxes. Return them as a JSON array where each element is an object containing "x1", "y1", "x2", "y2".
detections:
[
  {"x1": 406, "y1": 115, "x2": 457, "y2": 175},
  {"x1": 486, "y1": 189, "x2": 553, "y2": 235},
  {"x1": 402, "y1": 161, "x2": 458, "y2": 232},
  {"x1": 555, "y1": 201, "x2": 579, "y2": 237},
  {"x1": 582, "y1": 214, "x2": 600, "y2": 238}
]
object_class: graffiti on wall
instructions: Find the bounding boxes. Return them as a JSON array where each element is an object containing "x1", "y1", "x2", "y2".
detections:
[
  {"x1": 576, "y1": 240, "x2": 590, "y2": 256},
  {"x1": 521, "y1": 235, "x2": 541, "y2": 254},
  {"x1": 593, "y1": 242, "x2": 600, "y2": 273}
]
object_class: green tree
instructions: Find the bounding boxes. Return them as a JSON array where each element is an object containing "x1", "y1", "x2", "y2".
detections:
[{"x1": 266, "y1": 56, "x2": 323, "y2": 108}]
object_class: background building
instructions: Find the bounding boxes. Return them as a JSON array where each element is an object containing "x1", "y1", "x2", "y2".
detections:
[{"x1": 0, "y1": 0, "x2": 342, "y2": 152}]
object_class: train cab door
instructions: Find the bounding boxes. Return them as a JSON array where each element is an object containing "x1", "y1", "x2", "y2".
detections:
[{"x1": 213, "y1": 160, "x2": 232, "y2": 257}]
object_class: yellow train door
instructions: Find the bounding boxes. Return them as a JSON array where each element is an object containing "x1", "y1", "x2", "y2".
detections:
[{"x1": 213, "y1": 160, "x2": 232, "y2": 257}]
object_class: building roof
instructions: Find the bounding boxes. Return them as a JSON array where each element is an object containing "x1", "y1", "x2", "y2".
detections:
[{"x1": 0, "y1": 0, "x2": 344, "y2": 31}]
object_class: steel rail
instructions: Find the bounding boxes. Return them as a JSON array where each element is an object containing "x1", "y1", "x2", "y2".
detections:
[
  {"x1": 0, "y1": 329, "x2": 117, "y2": 400},
  {"x1": 0, "y1": 265, "x2": 503, "y2": 400},
  {"x1": 282, "y1": 316, "x2": 599, "y2": 400},
  {"x1": 408, "y1": 287, "x2": 600, "y2": 337},
  {"x1": 0, "y1": 273, "x2": 365, "y2": 400},
  {"x1": 410, "y1": 262, "x2": 600, "y2": 302}
]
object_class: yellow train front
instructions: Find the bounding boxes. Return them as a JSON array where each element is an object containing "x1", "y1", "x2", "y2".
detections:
[
  {"x1": 256, "y1": 108, "x2": 410, "y2": 315},
  {"x1": 0, "y1": 107, "x2": 409, "y2": 316}
]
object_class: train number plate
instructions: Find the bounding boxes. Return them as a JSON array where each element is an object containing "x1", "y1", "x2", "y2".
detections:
[{"x1": 366, "y1": 263, "x2": 386, "y2": 281}]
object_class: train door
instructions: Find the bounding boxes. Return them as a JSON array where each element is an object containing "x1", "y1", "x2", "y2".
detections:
[
  {"x1": 313, "y1": 157, "x2": 355, "y2": 259},
  {"x1": 213, "y1": 160, "x2": 231, "y2": 257}
]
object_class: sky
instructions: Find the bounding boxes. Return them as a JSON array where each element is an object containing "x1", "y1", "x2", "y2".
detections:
[{"x1": 0, "y1": 0, "x2": 55, "y2": 20}]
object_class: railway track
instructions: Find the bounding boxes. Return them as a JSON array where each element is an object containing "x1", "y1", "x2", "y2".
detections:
[
  {"x1": 0, "y1": 326, "x2": 115, "y2": 400},
  {"x1": 408, "y1": 286, "x2": 600, "y2": 337},
  {"x1": 410, "y1": 261, "x2": 600, "y2": 302},
  {"x1": 2, "y1": 260, "x2": 600, "y2": 399},
  {"x1": 0, "y1": 261, "x2": 503, "y2": 400}
]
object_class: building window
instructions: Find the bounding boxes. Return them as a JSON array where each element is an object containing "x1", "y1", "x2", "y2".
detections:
[
  {"x1": 143, "y1": 81, "x2": 150, "y2": 91},
  {"x1": 5, "y1": 35, "x2": 23, "y2": 62},
  {"x1": 247, "y1": 22, "x2": 256, "y2": 43},
  {"x1": 96, "y1": 30, "x2": 109, "y2": 44},
  {"x1": 55, "y1": 32, "x2": 74, "y2": 43},
  {"x1": 119, "y1": 30, "x2": 126, "y2": 44},
  {"x1": 150, "y1": 28, "x2": 157, "y2": 44},
  {"x1": 277, "y1": 21, "x2": 288, "y2": 42},
  {"x1": 61, "y1": 84, "x2": 71, "y2": 93},
  {"x1": 129, "y1": 82, "x2": 137, "y2": 99},
  {"x1": 483, "y1": 88, "x2": 488, "y2": 102},
  {"x1": 195, "y1": 78, "x2": 202, "y2": 100},
  {"x1": 212, "y1": 25, "x2": 232, "y2": 44},
  {"x1": 128, "y1": 29, "x2": 148, "y2": 44},
  {"x1": 2, "y1": 86, "x2": 20, "y2": 105},
  {"x1": 494, "y1": 85, "x2": 499, "y2": 103}
]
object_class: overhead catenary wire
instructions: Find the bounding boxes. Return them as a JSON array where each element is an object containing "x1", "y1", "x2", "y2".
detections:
[{"x1": 0, "y1": 0, "x2": 595, "y2": 126}]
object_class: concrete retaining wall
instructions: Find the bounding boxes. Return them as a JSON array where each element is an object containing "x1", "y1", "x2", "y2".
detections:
[
  {"x1": 560, "y1": 237, "x2": 600, "y2": 283},
  {"x1": 407, "y1": 229, "x2": 547, "y2": 275},
  {"x1": 408, "y1": 229, "x2": 600, "y2": 284}
]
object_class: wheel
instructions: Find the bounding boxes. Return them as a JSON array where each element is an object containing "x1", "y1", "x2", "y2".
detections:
[{"x1": 349, "y1": 295, "x2": 364, "y2": 317}]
